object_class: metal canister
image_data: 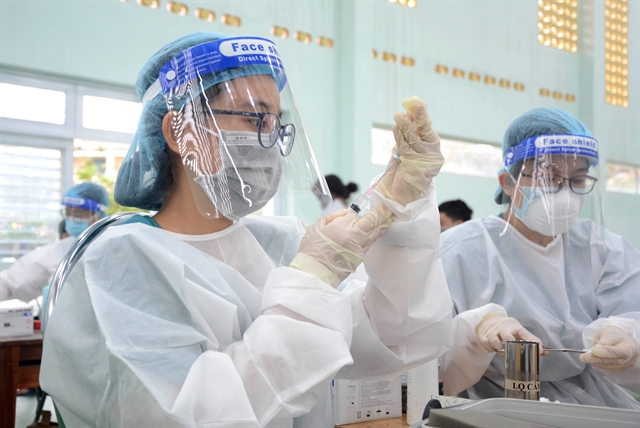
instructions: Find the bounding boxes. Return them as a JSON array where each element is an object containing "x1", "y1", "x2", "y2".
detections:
[{"x1": 504, "y1": 340, "x2": 540, "y2": 400}]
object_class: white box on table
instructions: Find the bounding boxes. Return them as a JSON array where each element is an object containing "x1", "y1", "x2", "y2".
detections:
[
  {"x1": 332, "y1": 376, "x2": 402, "y2": 425},
  {"x1": 0, "y1": 300, "x2": 34, "y2": 337}
]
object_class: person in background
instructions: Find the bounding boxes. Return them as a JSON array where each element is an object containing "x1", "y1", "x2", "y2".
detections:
[
  {"x1": 322, "y1": 174, "x2": 359, "y2": 214},
  {"x1": 0, "y1": 182, "x2": 109, "y2": 302},
  {"x1": 438, "y1": 199, "x2": 473, "y2": 232},
  {"x1": 41, "y1": 32, "x2": 452, "y2": 427},
  {"x1": 438, "y1": 108, "x2": 639, "y2": 408}
]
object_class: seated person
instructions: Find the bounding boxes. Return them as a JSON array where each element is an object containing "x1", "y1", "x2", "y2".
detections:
[
  {"x1": 438, "y1": 108, "x2": 639, "y2": 408},
  {"x1": 438, "y1": 199, "x2": 473, "y2": 232},
  {"x1": 0, "y1": 182, "x2": 108, "y2": 303},
  {"x1": 41, "y1": 32, "x2": 452, "y2": 426}
]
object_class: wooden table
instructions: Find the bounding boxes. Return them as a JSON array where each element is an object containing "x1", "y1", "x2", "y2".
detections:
[
  {"x1": 336, "y1": 414, "x2": 407, "y2": 427},
  {"x1": 1, "y1": 332, "x2": 43, "y2": 427}
]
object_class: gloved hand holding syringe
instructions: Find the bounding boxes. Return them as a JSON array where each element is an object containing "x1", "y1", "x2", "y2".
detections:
[{"x1": 349, "y1": 150, "x2": 402, "y2": 214}]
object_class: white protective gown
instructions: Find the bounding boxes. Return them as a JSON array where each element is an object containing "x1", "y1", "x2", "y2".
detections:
[
  {"x1": 40, "y1": 185, "x2": 452, "y2": 427},
  {"x1": 439, "y1": 216, "x2": 640, "y2": 409},
  {"x1": 0, "y1": 237, "x2": 75, "y2": 302}
]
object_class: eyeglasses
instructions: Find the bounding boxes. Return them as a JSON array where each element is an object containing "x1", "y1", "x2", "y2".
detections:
[
  {"x1": 520, "y1": 173, "x2": 598, "y2": 195},
  {"x1": 207, "y1": 109, "x2": 295, "y2": 157},
  {"x1": 60, "y1": 207, "x2": 97, "y2": 220}
]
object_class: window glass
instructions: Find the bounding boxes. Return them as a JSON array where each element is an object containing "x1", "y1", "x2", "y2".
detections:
[
  {"x1": 73, "y1": 139, "x2": 131, "y2": 214},
  {"x1": 0, "y1": 83, "x2": 66, "y2": 124},
  {"x1": 371, "y1": 127, "x2": 503, "y2": 177},
  {"x1": 82, "y1": 95, "x2": 142, "y2": 134},
  {"x1": 0, "y1": 144, "x2": 62, "y2": 271},
  {"x1": 371, "y1": 127, "x2": 396, "y2": 165},
  {"x1": 606, "y1": 163, "x2": 638, "y2": 194},
  {"x1": 440, "y1": 138, "x2": 503, "y2": 178}
]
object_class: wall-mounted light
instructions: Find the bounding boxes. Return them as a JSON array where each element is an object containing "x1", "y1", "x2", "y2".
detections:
[
  {"x1": 538, "y1": 0, "x2": 578, "y2": 52},
  {"x1": 468, "y1": 72, "x2": 481, "y2": 82},
  {"x1": 604, "y1": 0, "x2": 629, "y2": 107},
  {"x1": 552, "y1": 91, "x2": 563, "y2": 99},
  {"x1": 195, "y1": 8, "x2": 215, "y2": 22},
  {"x1": 382, "y1": 52, "x2": 397, "y2": 63},
  {"x1": 221, "y1": 14, "x2": 241, "y2": 27},
  {"x1": 565, "y1": 94, "x2": 576, "y2": 102},
  {"x1": 166, "y1": 2, "x2": 188, "y2": 16},
  {"x1": 540, "y1": 88, "x2": 550, "y2": 97},
  {"x1": 499, "y1": 79, "x2": 511, "y2": 89},
  {"x1": 317, "y1": 36, "x2": 334, "y2": 48},
  {"x1": 400, "y1": 56, "x2": 415, "y2": 67},
  {"x1": 484, "y1": 76, "x2": 496, "y2": 85},
  {"x1": 514, "y1": 82, "x2": 525, "y2": 91},
  {"x1": 372, "y1": 50, "x2": 378, "y2": 59},
  {"x1": 389, "y1": 0, "x2": 417, "y2": 8},
  {"x1": 271, "y1": 26, "x2": 289, "y2": 39},
  {"x1": 137, "y1": 0, "x2": 159, "y2": 9},
  {"x1": 452, "y1": 68, "x2": 465, "y2": 78},
  {"x1": 435, "y1": 64, "x2": 448, "y2": 74},
  {"x1": 294, "y1": 31, "x2": 312, "y2": 44}
]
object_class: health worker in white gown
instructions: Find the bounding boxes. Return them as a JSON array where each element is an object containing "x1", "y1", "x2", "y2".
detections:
[
  {"x1": 438, "y1": 108, "x2": 640, "y2": 409},
  {"x1": 40, "y1": 32, "x2": 452, "y2": 427},
  {"x1": 0, "y1": 182, "x2": 108, "y2": 303}
]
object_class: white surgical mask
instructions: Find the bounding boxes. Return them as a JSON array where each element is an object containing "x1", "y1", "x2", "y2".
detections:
[
  {"x1": 193, "y1": 129, "x2": 282, "y2": 221},
  {"x1": 512, "y1": 185, "x2": 584, "y2": 236}
]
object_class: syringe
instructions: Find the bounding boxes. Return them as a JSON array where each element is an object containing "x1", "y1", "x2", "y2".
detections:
[{"x1": 350, "y1": 151, "x2": 402, "y2": 214}]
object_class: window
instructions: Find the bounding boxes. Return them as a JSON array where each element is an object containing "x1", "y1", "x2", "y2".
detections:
[
  {"x1": 606, "y1": 162, "x2": 639, "y2": 194},
  {"x1": 439, "y1": 138, "x2": 503, "y2": 178},
  {"x1": 82, "y1": 95, "x2": 142, "y2": 134},
  {"x1": 1, "y1": 70, "x2": 142, "y2": 270},
  {"x1": 371, "y1": 127, "x2": 503, "y2": 178},
  {"x1": 0, "y1": 82, "x2": 66, "y2": 125},
  {"x1": 0, "y1": 144, "x2": 63, "y2": 271}
]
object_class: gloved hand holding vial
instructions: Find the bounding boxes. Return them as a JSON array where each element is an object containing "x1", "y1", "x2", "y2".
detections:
[{"x1": 376, "y1": 96, "x2": 445, "y2": 207}]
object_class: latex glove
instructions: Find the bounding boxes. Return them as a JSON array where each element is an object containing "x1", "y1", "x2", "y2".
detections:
[
  {"x1": 377, "y1": 96, "x2": 444, "y2": 206},
  {"x1": 290, "y1": 205, "x2": 392, "y2": 288},
  {"x1": 580, "y1": 325, "x2": 639, "y2": 371},
  {"x1": 475, "y1": 313, "x2": 546, "y2": 355}
]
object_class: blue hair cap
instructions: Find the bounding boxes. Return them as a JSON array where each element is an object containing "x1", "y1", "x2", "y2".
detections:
[
  {"x1": 494, "y1": 108, "x2": 593, "y2": 204},
  {"x1": 64, "y1": 182, "x2": 110, "y2": 213}
]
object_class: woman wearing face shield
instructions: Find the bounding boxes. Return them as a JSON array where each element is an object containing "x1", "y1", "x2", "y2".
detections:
[
  {"x1": 40, "y1": 33, "x2": 452, "y2": 427},
  {"x1": 0, "y1": 182, "x2": 108, "y2": 303},
  {"x1": 438, "y1": 108, "x2": 640, "y2": 408}
]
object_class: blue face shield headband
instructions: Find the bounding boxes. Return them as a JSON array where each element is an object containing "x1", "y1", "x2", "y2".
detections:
[
  {"x1": 503, "y1": 134, "x2": 599, "y2": 168},
  {"x1": 142, "y1": 36, "x2": 287, "y2": 106},
  {"x1": 61, "y1": 196, "x2": 107, "y2": 214}
]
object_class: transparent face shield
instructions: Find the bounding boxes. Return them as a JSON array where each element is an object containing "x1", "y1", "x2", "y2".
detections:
[
  {"x1": 60, "y1": 196, "x2": 106, "y2": 220},
  {"x1": 501, "y1": 135, "x2": 604, "y2": 244},
  {"x1": 60, "y1": 196, "x2": 106, "y2": 237},
  {"x1": 144, "y1": 36, "x2": 330, "y2": 221}
]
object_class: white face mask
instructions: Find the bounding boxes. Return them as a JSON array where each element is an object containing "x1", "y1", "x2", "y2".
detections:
[
  {"x1": 512, "y1": 185, "x2": 585, "y2": 236},
  {"x1": 193, "y1": 129, "x2": 282, "y2": 221}
]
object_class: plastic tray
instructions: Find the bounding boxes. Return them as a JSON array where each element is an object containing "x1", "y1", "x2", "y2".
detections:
[{"x1": 416, "y1": 398, "x2": 640, "y2": 428}]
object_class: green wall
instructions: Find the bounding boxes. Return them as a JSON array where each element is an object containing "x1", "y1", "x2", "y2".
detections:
[{"x1": 1, "y1": 0, "x2": 638, "y2": 246}]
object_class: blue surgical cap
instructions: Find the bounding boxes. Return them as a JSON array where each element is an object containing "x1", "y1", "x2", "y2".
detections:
[
  {"x1": 64, "y1": 182, "x2": 110, "y2": 213},
  {"x1": 114, "y1": 32, "x2": 283, "y2": 210},
  {"x1": 494, "y1": 108, "x2": 593, "y2": 204}
]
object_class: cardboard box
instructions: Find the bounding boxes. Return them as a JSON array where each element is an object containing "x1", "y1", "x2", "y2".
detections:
[
  {"x1": 332, "y1": 376, "x2": 402, "y2": 425},
  {"x1": 0, "y1": 300, "x2": 34, "y2": 337}
]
